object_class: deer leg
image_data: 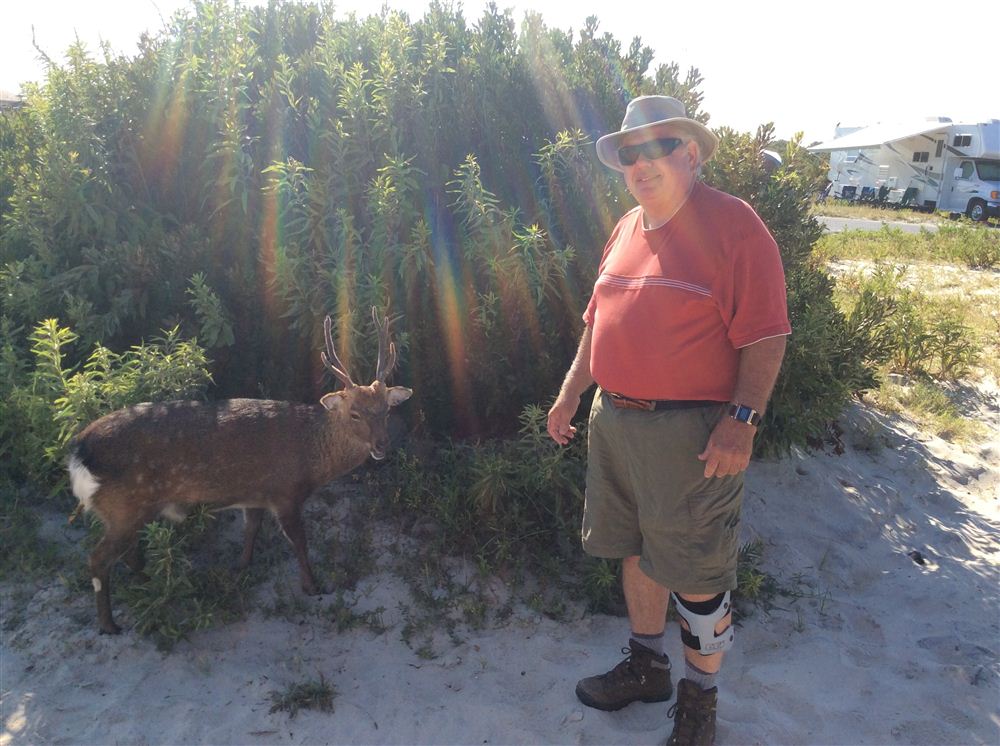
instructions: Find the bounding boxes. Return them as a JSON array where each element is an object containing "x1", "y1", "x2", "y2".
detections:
[
  {"x1": 89, "y1": 528, "x2": 140, "y2": 635},
  {"x1": 275, "y1": 506, "x2": 320, "y2": 596},
  {"x1": 238, "y1": 508, "x2": 265, "y2": 570},
  {"x1": 123, "y1": 539, "x2": 145, "y2": 575}
]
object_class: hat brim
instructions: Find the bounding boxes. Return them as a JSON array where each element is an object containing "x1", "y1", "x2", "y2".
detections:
[{"x1": 596, "y1": 118, "x2": 719, "y2": 172}]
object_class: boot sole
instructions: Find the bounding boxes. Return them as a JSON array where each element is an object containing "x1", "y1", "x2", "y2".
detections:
[{"x1": 574, "y1": 684, "x2": 674, "y2": 712}]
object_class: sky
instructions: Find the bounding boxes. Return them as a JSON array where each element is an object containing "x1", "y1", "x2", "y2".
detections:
[{"x1": 2, "y1": 0, "x2": 998, "y2": 145}]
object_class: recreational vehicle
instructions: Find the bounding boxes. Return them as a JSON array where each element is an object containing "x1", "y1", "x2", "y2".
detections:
[{"x1": 809, "y1": 118, "x2": 1000, "y2": 221}]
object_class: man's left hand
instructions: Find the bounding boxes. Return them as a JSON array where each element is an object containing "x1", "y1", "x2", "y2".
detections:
[{"x1": 697, "y1": 416, "x2": 756, "y2": 478}]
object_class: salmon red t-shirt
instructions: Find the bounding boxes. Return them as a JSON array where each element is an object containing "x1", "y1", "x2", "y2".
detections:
[{"x1": 583, "y1": 182, "x2": 791, "y2": 402}]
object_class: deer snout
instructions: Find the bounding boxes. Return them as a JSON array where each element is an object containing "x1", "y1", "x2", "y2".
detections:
[{"x1": 369, "y1": 433, "x2": 390, "y2": 461}]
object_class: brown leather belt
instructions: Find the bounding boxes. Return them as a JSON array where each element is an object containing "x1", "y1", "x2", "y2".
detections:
[{"x1": 604, "y1": 391, "x2": 724, "y2": 412}]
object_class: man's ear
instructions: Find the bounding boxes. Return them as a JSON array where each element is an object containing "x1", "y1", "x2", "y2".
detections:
[
  {"x1": 684, "y1": 139, "x2": 701, "y2": 169},
  {"x1": 320, "y1": 391, "x2": 348, "y2": 412},
  {"x1": 387, "y1": 386, "x2": 413, "y2": 407}
]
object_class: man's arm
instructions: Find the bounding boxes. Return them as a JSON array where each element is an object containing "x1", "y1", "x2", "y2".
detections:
[
  {"x1": 698, "y1": 335, "x2": 786, "y2": 478},
  {"x1": 546, "y1": 325, "x2": 595, "y2": 445}
]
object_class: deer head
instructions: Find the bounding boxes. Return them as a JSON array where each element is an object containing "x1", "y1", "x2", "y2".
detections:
[{"x1": 319, "y1": 307, "x2": 412, "y2": 460}]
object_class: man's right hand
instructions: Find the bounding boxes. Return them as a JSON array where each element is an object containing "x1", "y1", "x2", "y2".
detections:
[{"x1": 547, "y1": 395, "x2": 579, "y2": 445}]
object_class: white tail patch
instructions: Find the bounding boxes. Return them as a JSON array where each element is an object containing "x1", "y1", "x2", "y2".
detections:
[
  {"x1": 159, "y1": 504, "x2": 187, "y2": 523},
  {"x1": 92, "y1": 577, "x2": 102, "y2": 593},
  {"x1": 68, "y1": 455, "x2": 100, "y2": 512}
]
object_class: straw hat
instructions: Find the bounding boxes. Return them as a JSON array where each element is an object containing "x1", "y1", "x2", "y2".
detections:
[{"x1": 596, "y1": 96, "x2": 719, "y2": 171}]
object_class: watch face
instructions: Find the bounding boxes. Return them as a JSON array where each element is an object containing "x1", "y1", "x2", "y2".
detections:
[{"x1": 730, "y1": 404, "x2": 759, "y2": 426}]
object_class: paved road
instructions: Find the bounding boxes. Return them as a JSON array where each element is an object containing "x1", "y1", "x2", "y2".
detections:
[{"x1": 816, "y1": 216, "x2": 939, "y2": 234}]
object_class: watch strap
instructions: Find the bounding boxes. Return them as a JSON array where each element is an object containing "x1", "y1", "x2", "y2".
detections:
[{"x1": 728, "y1": 403, "x2": 761, "y2": 427}]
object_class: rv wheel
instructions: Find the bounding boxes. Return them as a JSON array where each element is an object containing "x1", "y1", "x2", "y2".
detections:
[{"x1": 966, "y1": 200, "x2": 986, "y2": 222}]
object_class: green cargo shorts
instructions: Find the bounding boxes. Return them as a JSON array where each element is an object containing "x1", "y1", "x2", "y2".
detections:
[{"x1": 582, "y1": 390, "x2": 743, "y2": 594}]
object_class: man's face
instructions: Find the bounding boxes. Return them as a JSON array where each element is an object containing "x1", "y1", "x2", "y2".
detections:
[{"x1": 620, "y1": 124, "x2": 700, "y2": 214}]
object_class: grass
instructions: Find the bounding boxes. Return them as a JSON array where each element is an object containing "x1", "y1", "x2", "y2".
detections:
[
  {"x1": 823, "y1": 225, "x2": 997, "y2": 441},
  {"x1": 833, "y1": 262, "x2": 997, "y2": 382},
  {"x1": 0, "y1": 485, "x2": 66, "y2": 581},
  {"x1": 813, "y1": 200, "x2": 944, "y2": 224},
  {"x1": 268, "y1": 675, "x2": 336, "y2": 718},
  {"x1": 869, "y1": 379, "x2": 986, "y2": 443},
  {"x1": 815, "y1": 221, "x2": 1000, "y2": 269}
]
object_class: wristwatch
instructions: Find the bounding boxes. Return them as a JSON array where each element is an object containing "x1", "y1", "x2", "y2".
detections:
[{"x1": 728, "y1": 403, "x2": 762, "y2": 427}]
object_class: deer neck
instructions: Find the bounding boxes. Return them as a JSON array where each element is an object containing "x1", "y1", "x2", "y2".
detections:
[{"x1": 308, "y1": 413, "x2": 373, "y2": 482}]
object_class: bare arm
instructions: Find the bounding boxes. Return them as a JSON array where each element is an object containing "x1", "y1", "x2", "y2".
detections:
[
  {"x1": 698, "y1": 335, "x2": 786, "y2": 477},
  {"x1": 546, "y1": 325, "x2": 595, "y2": 445}
]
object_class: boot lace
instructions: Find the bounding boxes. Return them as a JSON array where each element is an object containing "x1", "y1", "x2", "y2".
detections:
[
  {"x1": 605, "y1": 646, "x2": 642, "y2": 686},
  {"x1": 666, "y1": 695, "x2": 711, "y2": 745}
]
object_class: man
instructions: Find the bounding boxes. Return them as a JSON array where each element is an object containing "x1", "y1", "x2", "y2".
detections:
[{"x1": 547, "y1": 96, "x2": 790, "y2": 745}]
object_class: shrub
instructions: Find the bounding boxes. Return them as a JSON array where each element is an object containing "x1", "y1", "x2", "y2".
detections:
[
  {"x1": 834, "y1": 264, "x2": 979, "y2": 381},
  {"x1": 116, "y1": 511, "x2": 257, "y2": 650},
  {"x1": 0, "y1": 1, "x2": 862, "y2": 455},
  {"x1": 0, "y1": 319, "x2": 213, "y2": 486}
]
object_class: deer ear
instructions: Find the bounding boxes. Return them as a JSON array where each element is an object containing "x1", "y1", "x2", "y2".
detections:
[
  {"x1": 387, "y1": 387, "x2": 413, "y2": 407},
  {"x1": 320, "y1": 391, "x2": 348, "y2": 412}
]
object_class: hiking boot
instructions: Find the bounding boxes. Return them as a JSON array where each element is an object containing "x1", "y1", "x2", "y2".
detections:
[
  {"x1": 575, "y1": 639, "x2": 673, "y2": 711},
  {"x1": 665, "y1": 678, "x2": 718, "y2": 746}
]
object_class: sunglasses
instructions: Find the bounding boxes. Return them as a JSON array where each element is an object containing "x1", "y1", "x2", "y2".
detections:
[{"x1": 617, "y1": 137, "x2": 685, "y2": 166}]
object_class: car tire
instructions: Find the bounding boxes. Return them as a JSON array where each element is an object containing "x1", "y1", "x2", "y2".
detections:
[{"x1": 967, "y1": 200, "x2": 987, "y2": 222}]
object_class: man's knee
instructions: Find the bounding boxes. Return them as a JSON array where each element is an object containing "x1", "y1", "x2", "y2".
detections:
[{"x1": 672, "y1": 591, "x2": 734, "y2": 655}]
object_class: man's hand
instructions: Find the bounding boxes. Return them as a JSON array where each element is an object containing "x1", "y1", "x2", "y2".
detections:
[
  {"x1": 697, "y1": 416, "x2": 756, "y2": 478},
  {"x1": 547, "y1": 395, "x2": 580, "y2": 445}
]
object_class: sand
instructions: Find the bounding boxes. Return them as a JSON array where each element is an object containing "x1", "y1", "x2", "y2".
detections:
[{"x1": 2, "y1": 387, "x2": 997, "y2": 746}]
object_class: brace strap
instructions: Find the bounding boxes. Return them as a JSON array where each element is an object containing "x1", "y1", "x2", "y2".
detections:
[{"x1": 672, "y1": 591, "x2": 734, "y2": 655}]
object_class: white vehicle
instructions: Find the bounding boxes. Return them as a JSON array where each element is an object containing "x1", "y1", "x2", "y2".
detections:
[{"x1": 809, "y1": 118, "x2": 1000, "y2": 221}]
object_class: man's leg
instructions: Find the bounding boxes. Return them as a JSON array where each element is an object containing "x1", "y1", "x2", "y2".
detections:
[
  {"x1": 666, "y1": 591, "x2": 732, "y2": 746},
  {"x1": 575, "y1": 556, "x2": 673, "y2": 711},
  {"x1": 624, "y1": 554, "x2": 670, "y2": 647},
  {"x1": 675, "y1": 591, "x2": 730, "y2": 685}
]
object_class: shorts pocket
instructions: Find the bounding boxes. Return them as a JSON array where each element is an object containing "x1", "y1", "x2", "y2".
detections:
[{"x1": 686, "y1": 478, "x2": 742, "y2": 528}]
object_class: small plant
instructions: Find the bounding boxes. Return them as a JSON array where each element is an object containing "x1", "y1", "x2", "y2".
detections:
[
  {"x1": 833, "y1": 263, "x2": 980, "y2": 381},
  {"x1": 889, "y1": 379, "x2": 984, "y2": 442},
  {"x1": 0, "y1": 484, "x2": 64, "y2": 581},
  {"x1": 186, "y1": 273, "x2": 235, "y2": 348},
  {"x1": 734, "y1": 539, "x2": 778, "y2": 614},
  {"x1": 116, "y1": 513, "x2": 257, "y2": 650},
  {"x1": 579, "y1": 558, "x2": 624, "y2": 615},
  {"x1": 268, "y1": 675, "x2": 336, "y2": 718}
]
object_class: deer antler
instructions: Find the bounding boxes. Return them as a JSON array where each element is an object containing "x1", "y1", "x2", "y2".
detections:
[
  {"x1": 372, "y1": 306, "x2": 397, "y2": 383},
  {"x1": 322, "y1": 315, "x2": 356, "y2": 389}
]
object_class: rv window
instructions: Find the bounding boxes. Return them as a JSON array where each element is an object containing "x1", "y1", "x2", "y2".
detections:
[
  {"x1": 958, "y1": 162, "x2": 974, "y2": 179},
  {"x1": 911, "y1": 152, "x2": 929, "y2": 163},
  {"x1": 935, "y1": 140, "x2": 944, "y2": 158},
  {"x1": 976, "y1": 161, "x2": 1000, "y2": 181},
  {"x1": 953, "y1": 135, "x2": 972, "y2": 147}
]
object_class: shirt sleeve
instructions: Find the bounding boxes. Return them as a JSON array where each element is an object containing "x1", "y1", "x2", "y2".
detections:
[{"x1": 723, "y1": 203, "x2": 792, "y2": 348}]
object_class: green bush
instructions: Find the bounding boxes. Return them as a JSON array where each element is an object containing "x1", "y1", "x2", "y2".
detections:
[
  {"x1": 117, "y1": 512, "x2": 256, "y2": 650},
  {"x1": 0, "y1": 0, "x2": 860, "y2": 455},
  {"x1": 0, "y1": 318, "x2": 212, "y2": 485},
  {"x1": 374, "y1": 404, "x2": 588, "y2": 568},
  {"x1": 834, "y1": 264, "x2": 979, "y2": 380}
]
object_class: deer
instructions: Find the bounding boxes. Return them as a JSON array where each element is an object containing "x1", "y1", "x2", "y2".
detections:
[{"x1": 67, "y1": 307, "x2": 412, "y2": 634}]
